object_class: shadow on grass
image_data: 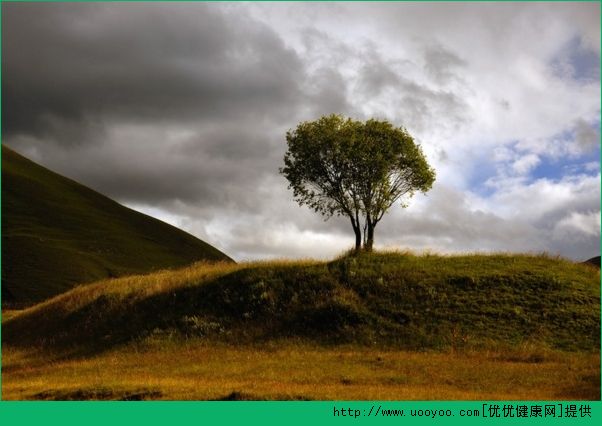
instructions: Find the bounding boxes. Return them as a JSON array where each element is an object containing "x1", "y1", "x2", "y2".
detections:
[
  {"x1": 211, "y1": 391, "x2": 313, "y2": 401},
  {"x1": 33, "y1": 387, "x2": 163, "y2": 401},
  {"x1": 555, "y1": 373, "x2": 601, "y2": 400},
  {"x1": 3, "y1": 252, "x2": 600, "y2": 361}
]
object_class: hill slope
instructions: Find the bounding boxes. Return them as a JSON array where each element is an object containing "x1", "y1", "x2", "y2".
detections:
[
  {"x1": 2, "y1": 145, "x2": 233, "y2": 306},
  {"x1": 4, "y1": 252, "x2": 599, "y2": 352}
]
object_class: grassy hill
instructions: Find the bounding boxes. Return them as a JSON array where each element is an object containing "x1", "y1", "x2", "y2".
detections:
[
  {"x1": 4, "y1": 251, "x2": 599, "y2": 352},
  {"x1": 2, "y1": 145, "x2": 233, "y2": 306}
]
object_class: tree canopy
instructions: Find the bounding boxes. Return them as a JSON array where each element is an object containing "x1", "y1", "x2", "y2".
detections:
[{"x1": 280, "y1": 114, "x2": 435, "y2": 251}]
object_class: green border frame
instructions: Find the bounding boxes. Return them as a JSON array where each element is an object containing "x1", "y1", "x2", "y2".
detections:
[{"x1": 0, "y1": 1, "x2": 600, "y2": 424}]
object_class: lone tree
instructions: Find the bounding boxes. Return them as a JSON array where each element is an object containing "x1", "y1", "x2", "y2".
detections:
[{"x1": 280, "y1": 114, "x2": 435, "y2": 251}]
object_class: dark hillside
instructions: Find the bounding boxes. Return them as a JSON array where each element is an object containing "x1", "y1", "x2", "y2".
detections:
[
  {"x1": 2, "y1": 145, "x2": 232, "y2": 306},
  {"x1": 583, "y1": 256, "x2": 600, "y2": 268}
]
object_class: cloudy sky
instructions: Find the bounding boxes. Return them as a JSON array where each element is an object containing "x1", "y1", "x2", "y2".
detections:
[{"x1": 3, "y1": 2, "x2": 600, "y2": 261}]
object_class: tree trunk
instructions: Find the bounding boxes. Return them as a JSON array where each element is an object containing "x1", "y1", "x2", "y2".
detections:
[
  {"x1": 365, "y1": 222, "x2": 375, "y2": 251},
  {"x1": 350, "y1": 216, "x2": 362, "y2": 251},
  {"x1": 353, "y1": 225, "x2": 362, "y2": 251}
]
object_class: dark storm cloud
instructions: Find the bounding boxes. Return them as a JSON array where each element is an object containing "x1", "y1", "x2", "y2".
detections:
[
  {"x1": 355, "y1": 48, "x2": 468, "y2": 132},
  {"x1": 2, "y1": 2, "x2": 304, "y2": 142},
  {"x1": 66, "y1": 125, "x2": 286, "y2": 208},
  {"x1": 2, "y1": 1, "x2": 318, "y2": 215},
  {"x1": 393, "y1": 79, "x2": 466, "y2": 132},
  {"x1": 423, "y1": 44, "x2": 467, "y2": 84},
  {"x1": 2, "y1": 0, "x2": 463, "y2": 213},
  {"x1": 305, "y1": 67, "x2": 354, "y2": 118},
  {"x1": 357, "y1": 51, "x2": 401, "y2": 96}
]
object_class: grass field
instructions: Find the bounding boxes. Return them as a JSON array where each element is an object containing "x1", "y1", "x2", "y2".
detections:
[
  {"x1": 3, "y1": 251, "x2": 599, "y2": 400},
  {"x1": 4, "y1": 252, "x2": 599, "y2": 351},
  {"x1": 2, "y1": 340, "x2": 599, "y2": 400}
]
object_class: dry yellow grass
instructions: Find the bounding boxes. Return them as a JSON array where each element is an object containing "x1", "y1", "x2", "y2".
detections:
[
  {"x1": 2, "y1": 340, "x2": 599, "y2": 400},
  {"x1": 3, "y1": 253, "x2": 598, "y2": 401}
]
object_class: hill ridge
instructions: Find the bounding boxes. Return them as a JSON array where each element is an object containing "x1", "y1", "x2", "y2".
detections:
[
  {"x1": 2, "y1": 144, "x2": 233, "y2": 306},
  {"x1": 4, "y1": 252, "x2": 599, "y2": 352},
  {"x1": 583, "y1": 256, "x2": 601, "y2": 268}
]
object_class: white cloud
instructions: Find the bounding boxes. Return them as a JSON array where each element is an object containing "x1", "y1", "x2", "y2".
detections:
[
  {"x1": 554, "y1": 211, "x2": 601, "y2": 240},
  {"x1": 512, "y1": 154, "x2": 541, "y2": 176}
]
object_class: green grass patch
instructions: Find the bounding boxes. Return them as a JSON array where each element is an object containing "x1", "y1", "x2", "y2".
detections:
[{"x1": 3, "y1": 251, "x2": 599, "y2": 352}]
